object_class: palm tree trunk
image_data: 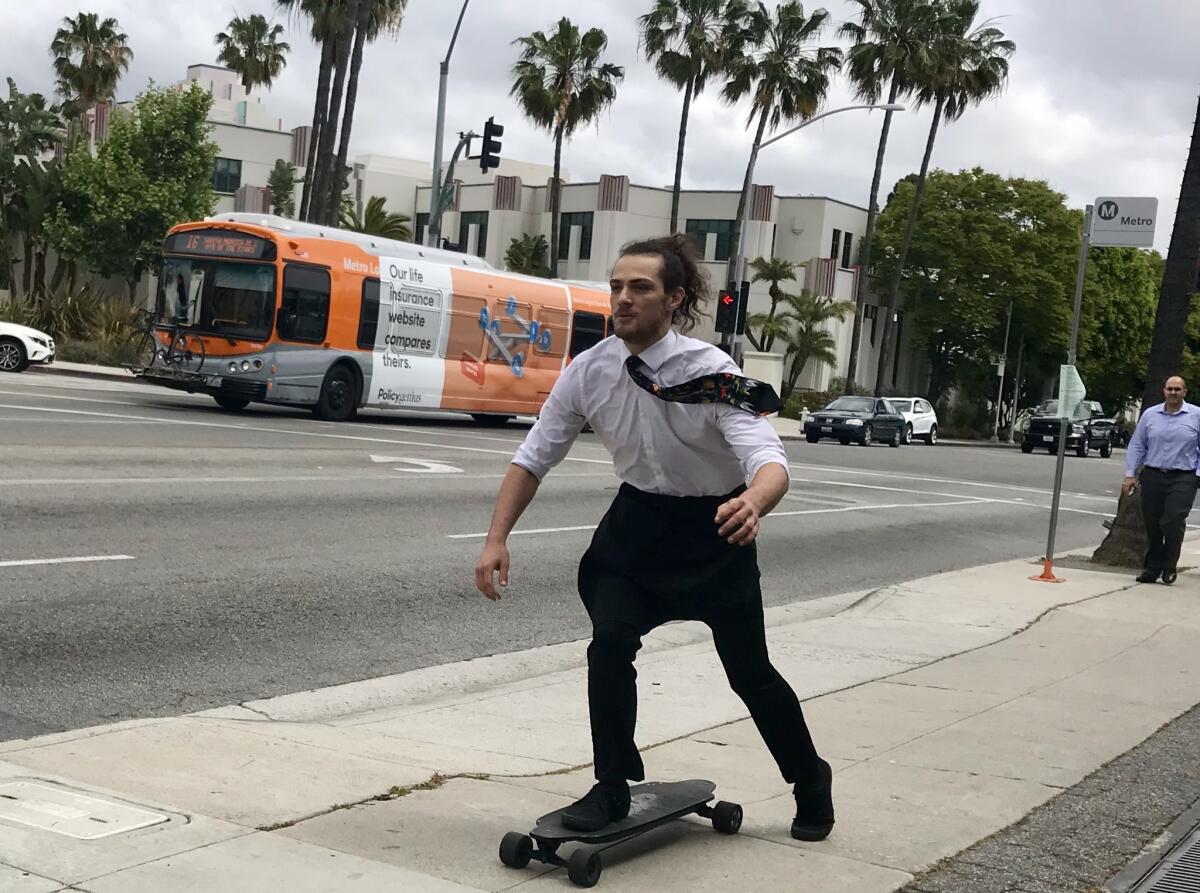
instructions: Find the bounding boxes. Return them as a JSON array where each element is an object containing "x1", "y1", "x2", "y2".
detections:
[
  {"x1": 33, "y1": 248, "x2": 47, "y2": 298},
  {"x1": 844, "y1": 78, "x2": 900, "y2": 394},
  {"x1": 874, "y1": 94, "x2": 944, "y2": 396},
  {"x1": 669, "y1": 73, "x2": 696, "y2": 235},
  {"x1": 300, "y1": 38, "x2": 335, "y2": 222},
  {"x1": 548, "y1": 125, "x2": 565, "y2": 278},
  {"x1": 21, "y1": 240, "x2": 33, "y2": 297},
  {"x1": 727, "y1": 107, "x2": 770, "y2": 289},
  {"x1": 311, "y1": 10, "x2": 357, "y2": 227},
  {"x1": 328, "y1": 1, "x2": 372, "y2": 221},
  {"x1": 1141, "y1": 90, "x2": 1200, "y2": 410}
]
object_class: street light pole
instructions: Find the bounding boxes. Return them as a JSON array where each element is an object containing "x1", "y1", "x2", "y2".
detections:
[
  {"x1": 427, "y1": 0, "x2": 471, "y2": 249},
  {"x1": 727, "y1": 103, "x2": 905, "y2": 364}
]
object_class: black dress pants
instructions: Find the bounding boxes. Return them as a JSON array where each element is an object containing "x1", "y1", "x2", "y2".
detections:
[
  {"x1": 1140, "y1": 468, "x2": 1198, "y2": 574},
  {"x1": 584, "y1": 570, "x2": 822, "y2": 787}
]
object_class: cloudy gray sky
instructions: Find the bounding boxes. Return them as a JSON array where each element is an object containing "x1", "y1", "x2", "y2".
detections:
[{"x1": 4, "y1": 0, "x2": 1196, "y2": 252}]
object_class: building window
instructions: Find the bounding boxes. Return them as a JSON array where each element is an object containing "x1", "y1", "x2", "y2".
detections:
[
  {"x1": 459, "y1": 211, "x2": 488, "y2": 257},
  {"x1": 415, "y1": 213, "x2": 430, "y2": 246},
  {"x1": 278, "y1": 264, "x2": 329, "y2": 343},
  {"x1": 558, "y1": 211, "x2": 594, "y2": 261},
  {"x1": 841, "y1": 231, "x2": 853, "y2": 268},
  {"x1": 830, "y1": 228, "x2": 841, "y2": 260},
  {"x1": 212, "y1": 157, "x2": 242, "y2": 194},
  {"x1": 684, "y1": 219, "x2": 734, "y2": 261},
  {"x1": 569, "y1": 311, "x2": 606, "y2": 357},
  {"x1": 357, "y1": 279, "x2": 380, "y2": 349}
]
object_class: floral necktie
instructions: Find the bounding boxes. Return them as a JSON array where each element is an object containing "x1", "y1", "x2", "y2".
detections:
[{"x1": 625, "y1": 355, "x2": 783, "y2": 416}]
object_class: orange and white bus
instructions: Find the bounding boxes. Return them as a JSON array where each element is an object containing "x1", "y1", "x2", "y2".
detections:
[{"x1": 140, "y1": 213, "x2": 613, "y2": 423}]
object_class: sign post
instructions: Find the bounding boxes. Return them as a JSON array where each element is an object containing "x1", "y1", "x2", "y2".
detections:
[{"x1": 1033, "y1": 197, "x2": 1157, "y2": 583}]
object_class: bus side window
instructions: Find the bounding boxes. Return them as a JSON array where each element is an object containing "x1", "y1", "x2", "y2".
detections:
[
  {"x1": 445, "y1": 294, "x2": 487, "y2": 360},
  {"x1": 279, "y1": 265, "x2": 330, "y2": 343},
  {"x1": 534, "y1": 307, "x2": 567, "y2": 358},
  {"x1": 357, "y1": 279, "x2": 380, "y2": 349},
  {"x1": 569, "y1": 311, "x2": 606, "y2": 357}
]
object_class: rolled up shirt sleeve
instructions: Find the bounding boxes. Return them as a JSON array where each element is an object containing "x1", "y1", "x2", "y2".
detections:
[
  {"x1": 512, "y1": 361, "x2": 587, "y2": 481},
  {"x1": 716, "y1": 404, "x2": 790, "y2": 482}
]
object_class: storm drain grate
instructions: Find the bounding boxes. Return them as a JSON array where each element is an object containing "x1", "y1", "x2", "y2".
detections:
[{"x1": 1130, "y1": 824, "x2": 1200, "y2": 893}]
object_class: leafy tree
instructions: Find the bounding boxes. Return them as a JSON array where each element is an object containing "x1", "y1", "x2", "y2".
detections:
[
  {"x1": 339, "y1": 194, "x2": 411, "y2": 240},
  {"x1": 873, "y1": 0, "x2": 1014, "y2": 395},
  {"x1": 744, "y1": 255, "x2": 798, "y2": 351},
  {"x1": 511, "y1": 18, "x2": 624, "y2": 277},
  {"x1": 216, "y1": 14, "x2": 291, "y2": 93},
  {"x1": 267, "y1": 158, "x2": 296, "y2": 217},
  {"x1": 721, "y1": 1, "x2": 841, "y2": 287},
  {"x1": 504, "y1": 233, "x2": 551, "y2": 277},
  {"x1": 11, "y1": 159, "x2": 63, "y2": 299},
  {"x1": 50, "y1": 12, "x2": 132, "y2": 129},
  {"x1": 639, "y1": 0, "x2": 748, "y2": 233},
  {"x1": 48, "y1": 84, "x2": 217, "y2": 300},
  {"x1": 838, "y1": 0, "x2": 938, "y2": 391},
  {"x1": 0, "y1": 80, "x2": 63, "y2": 293}
]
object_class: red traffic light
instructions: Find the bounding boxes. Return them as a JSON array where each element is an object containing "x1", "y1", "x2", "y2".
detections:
[{"x1": 720, "y1": 293, "x2": 734, "y2": 305}]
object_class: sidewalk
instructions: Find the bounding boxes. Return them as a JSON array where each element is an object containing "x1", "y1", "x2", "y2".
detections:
[{"x1": 2, "y1": 551, "x2": 1197, "y2": 892}]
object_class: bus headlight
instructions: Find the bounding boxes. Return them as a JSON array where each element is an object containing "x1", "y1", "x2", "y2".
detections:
[{"x1": 241, "y1": 360, "x2": 251, "y2": 371}]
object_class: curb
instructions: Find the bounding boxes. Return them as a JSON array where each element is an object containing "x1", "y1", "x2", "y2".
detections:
[{"x1": 28, "y1": 363, "x2": 136, "y2": 385}]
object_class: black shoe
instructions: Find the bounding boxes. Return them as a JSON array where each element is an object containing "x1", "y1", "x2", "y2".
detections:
[
  {"x1": 791, "y1": 759, "x2": 834, "y2": 841},
  {"x1": 1136, "y1": 569, "x2": 1160, "y2": 584},
  {"x1": 560, "y1": 782, "x2": 631, "y2": 832},
  {"x1": 1162, "y1": 569, "x2": 1178, "y2": 585}
]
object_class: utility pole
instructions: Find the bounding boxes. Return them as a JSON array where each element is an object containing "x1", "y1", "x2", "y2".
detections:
[{"x1": 427, "y1": 0, "x2": 471, "y2": 248}]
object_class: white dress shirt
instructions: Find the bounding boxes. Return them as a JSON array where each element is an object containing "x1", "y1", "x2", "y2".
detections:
[{"x1": 512, "y1": 329, "x2": 790, "y2": 497}]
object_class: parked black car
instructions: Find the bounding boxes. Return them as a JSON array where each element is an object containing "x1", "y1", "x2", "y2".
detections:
[
  {"x1": 1020, "y1": 399, "x2": 1115, "y2": 458},
  {"x1": 804, "y1": 396, "x2": 905, "y2": 447}
]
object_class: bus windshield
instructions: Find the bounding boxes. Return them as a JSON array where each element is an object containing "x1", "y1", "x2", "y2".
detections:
[{"x1": 159, "y1": 256, "x2": 276, "y2": 341}]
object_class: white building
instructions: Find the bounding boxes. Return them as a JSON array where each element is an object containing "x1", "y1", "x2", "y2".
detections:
[{"x1": 70, "y1": 64, "x2": 927, "y2": 395}]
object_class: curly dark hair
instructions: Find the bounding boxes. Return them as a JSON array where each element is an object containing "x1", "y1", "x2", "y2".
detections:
[{"x1": 617, "y1": 234, "x2": 710, "y2": 332}]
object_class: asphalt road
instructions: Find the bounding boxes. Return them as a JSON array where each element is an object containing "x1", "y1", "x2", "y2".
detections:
[{"x1": 0, "y1": 370, "x2": 1132, "y2": 741}]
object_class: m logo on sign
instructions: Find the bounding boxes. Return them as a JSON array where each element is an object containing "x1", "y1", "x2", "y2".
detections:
[{"x1": 1097, "y1": 201, "x2": 1119, "y2": 221}]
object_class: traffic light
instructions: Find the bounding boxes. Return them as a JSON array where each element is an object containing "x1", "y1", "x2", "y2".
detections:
[
  {"x1": 715, "y1": 288, "x2": 737, "y2": 334},
  {"x1": 479, "y1": 117, "x2": 503, "y2": 172}
]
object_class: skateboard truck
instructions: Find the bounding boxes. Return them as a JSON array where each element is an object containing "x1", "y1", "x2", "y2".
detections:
[{"x1": 498, "y1": 779, "x2": 742, "y2": 888}]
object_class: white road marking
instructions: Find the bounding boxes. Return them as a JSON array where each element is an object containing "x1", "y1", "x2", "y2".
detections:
[
  {"x1": 0, "y1": 402, "x2": 610, "y2": 464},
  {"x1": 368, "y1": 455, "x2": 463, "y2": 474},
  {"x1": 0, "y1": 554, "x2": 134, "y2": 568},
  {"x1": 448, "y1": 498, "x2": 995, "y2": 539},
  {"x1": 787, "y1": 461, "x2": 1114, "y2": 503}
]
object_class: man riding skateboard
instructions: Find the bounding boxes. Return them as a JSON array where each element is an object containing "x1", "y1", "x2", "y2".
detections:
[{"x1": 475, "y1": 235, "x2": 833, "y2": 842}]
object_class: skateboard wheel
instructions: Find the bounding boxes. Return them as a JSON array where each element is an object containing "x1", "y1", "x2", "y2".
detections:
[
  {"x1": 478, "y1": 308, "x2": 490, "y2": 330},
  {"x1": 511, "y1": 354, "x2": 524, "y2": 378},
  {"x1": 507, "y1": 295, "x2": 517, "y2": 315},
  {"x1": 499, "y1": 831, "x2": 533, "y2": 869},
  {"x1": 538, "y1": 329, "x2": 552, "y2": 351},
  {"x1": 712, "y1": 800, "x2": 742, "y2": 834},
  {"x1": 567, "y1": 849, "x2": 602, "y2": 888}
]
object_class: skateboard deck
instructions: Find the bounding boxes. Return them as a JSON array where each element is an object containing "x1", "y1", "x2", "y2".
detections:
[{"x1": 499, "y1": 779, "x2": 742, "y2": 888}]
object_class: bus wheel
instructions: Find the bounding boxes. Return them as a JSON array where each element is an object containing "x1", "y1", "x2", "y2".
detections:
[
  {"x1": 213, "y1": 395, "x2": 250, "y2": 411},
  {"x1": 315, "y1": 363, "x2": 360, "y2": 422},
  {"x1": 472, "y1": 413, "x2": 514, "y2": 426}
]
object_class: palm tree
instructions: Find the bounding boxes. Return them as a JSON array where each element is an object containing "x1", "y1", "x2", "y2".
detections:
[
  {"x1": 325, "y1": 0, "x2": 407, "y2": 225},
  {"x1": 639, "y1": 0, "x2": 748, "y2": 233},
  {"x1": 11, "y1": 159, "x2": 61, "y2": 299},
  {"x1": 216, "y1": 14, "x2": 291, "y2": 94},
  {"x1": 838, "y1": 0, "x2": 938, "y2": 393},
  {"x1": 49, "y1": 13, "x2": 133, "y2": 125},
  {"x1": 744, "y1": 255, "x2": 798, "y2": 351},
  {"x1": 511, "y1": 18, "x2": 625, "y2": 277},
  {"x1": 873, "y1": 0, "x2": 1014, "y2": 394},
  {"x1": 774, "y1": 289, "x2": 853, "y2": 396},
  {"x1": 721, "y1": 2, "x2": 842, "y2": 288},
  {"x1": 505, "y1": 233, "x2": 551, "y2": 277},
  {"x1": 340, "y1": 195, "x2": 411, "y2": 240}
]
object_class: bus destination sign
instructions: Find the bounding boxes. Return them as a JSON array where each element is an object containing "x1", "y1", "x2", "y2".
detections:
[{"x1": 164, "y1": 229, "x2": 276, "y2": 261}]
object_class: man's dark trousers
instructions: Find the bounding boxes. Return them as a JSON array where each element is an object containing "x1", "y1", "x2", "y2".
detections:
[{"x1": 1140, "y1": 468, "x2": 1199, "y2": 575}]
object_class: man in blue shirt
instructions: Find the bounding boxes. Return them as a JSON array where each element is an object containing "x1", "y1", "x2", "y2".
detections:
[{"x1": 1123, "y1": 376, "x2": 1200, "y2": 584}]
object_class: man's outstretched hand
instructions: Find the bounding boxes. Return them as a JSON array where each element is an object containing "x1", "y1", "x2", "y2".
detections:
[
  {"x1": 475, "y1": 541, "x2": 511, "y2": 601},
  {"x1": 715, "y1": 493, "x2": 762, "y2": 546}
]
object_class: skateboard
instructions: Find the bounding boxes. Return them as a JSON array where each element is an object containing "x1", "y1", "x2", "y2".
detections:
[{"x1": 497, "y1": 779, "x2": 742, "y2": 888}]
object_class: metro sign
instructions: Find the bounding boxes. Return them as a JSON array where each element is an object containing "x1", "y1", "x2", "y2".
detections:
[{"x1": 1090, "y1": 196, "x2": 1157, "y2": 247}]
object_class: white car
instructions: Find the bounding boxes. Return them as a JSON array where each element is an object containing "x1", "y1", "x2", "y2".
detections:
[
  {"x1": 888, "y1": 397, "x2": 939, "y2": 445},
  {"x1": 0, "y1": 321, "x2": 56, "y2": 373}
]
